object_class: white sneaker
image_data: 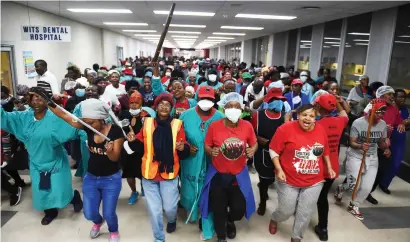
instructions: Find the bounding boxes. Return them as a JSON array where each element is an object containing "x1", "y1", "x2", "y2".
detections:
[{"x1": 347, "y1": 203, "x2": 364, "y2": 221}]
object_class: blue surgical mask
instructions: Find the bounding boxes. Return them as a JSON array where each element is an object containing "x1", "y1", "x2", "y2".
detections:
[
  {"x1": 264, "y1": 100, "x2": 284, "y2": 112},
  {"x1": 123, "y1": 75, "x2": 133, "y2": 81},
  {"x1": 75, "y1": 89, "x2": 85, "y2": 97}
]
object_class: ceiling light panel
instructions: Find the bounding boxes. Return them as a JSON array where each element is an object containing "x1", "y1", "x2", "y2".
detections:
[
  {"x1": 324, "y1": 37, "x2": 341, "y2": 40},
  {"x1": 154, "y1": 10, "x2": 214, "y2": 16},
  {"x1": 221, "y1": 26, "x2": 264, "y2": 30},
  {"x1": 134, "y1": 34, "x2": 161, "y2": 37},
  {"x1": 123, "y1": 30, "x2": 156, "y2": 32},
  {"x1": 353, "y1": 39, "x2": 369, "y2": 41},
  {"x1": 398, "y1": 35, "x2": 410, "y2": 38},
  {"x1": 68, "y1": 9, "x2": 132, "y2": 13},
  {"x1": 171, "y1": 35, "x2": 198, "y2": 38},
  {"x1": 213, "y1": 32, "x2": 246, "y2": 36},
  {"x1": 208, "y1": 36, "x2": 235, "y2": 40},
  {"x1": 168, "y1": 31, "x2": 201, "y2": 34},
  {"x1": 104, "y1": 22, "x2": 147, "y2": 26},
  {"x1": 348, "y1": 32, "x2": 370, "y2": 36},
  {"x1": 167, "y1": 24, "x2": 206, "y2": 28},
  {"x1": 395, "y1": 41, "x2": 410, "y2": 44},
  {"x1": 174, "y1": 38, "x2": 198, "y2": 41},
  {"x1": 355, "y1": 43, "x2": 369, "y2": 46},
  {"x1": 235, "y1": 13, "x2": 296, "y2": 20}
]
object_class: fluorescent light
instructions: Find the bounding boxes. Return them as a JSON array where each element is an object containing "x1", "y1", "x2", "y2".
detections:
[
  {"x1": 346, "y1": 45, "x2": 352, "y2": 47},
  {"x1": 171, "y1": 35, "x2": 198, "y2": 38},
  {"x1": 324, "y1": 42, "x2": 340, "y2": 44},
  {"x1": 395, "y1": 41, "x2": 410, "y2": 44},
  {"x1": 398, "y1": 35, "x2": 410, "y2": 38},
  {"x1": 300, "y1": 40, "x2": 311, "y2": 43},
  {"x1": 143, "y1": 37, "x2": 160, "y2": 40},
  {"x1": 168, "y1": 31, "x2": 201, "y2": 34},
  {"x1": 235, "y1": 13, "x2": 296, "y2": 20},
  {"x1": 208, "y1": 36, "x2": 235, "y2": 40},
  {"x1": 134, "y1": 34, "x2": 161, "y2": 37},
  {"x1": 167, "y1": 24, "x2": 206, "y2": 28},
  {"x1": 355, "y1": 43, "x2": 369, "y2": 46},
  {"x1": 213, "y1": 32, "x2": 246, "y2": 36},
  {"x1": 174, "y1": 38, "x2": 198, "y2": 41},
  {"x1": 323, "y1": 46, "x2": 331, "y2": 48},
  {"x1": 348, "y1": 32, "x2": 370, "y2": 36},
  {"x1": 68, "y1": 9, "x2": 132, "y2": 13},
  {"x1": 221, "y1": 26, "x2": 264, "y2": 30},
  {"x1": 104, "y1": 22, "x2": 147, "y2": 26},
  {"x1": 331, "y1": 45, "x2": 340, "y2": 47},
  {"x1": 324, "y1": 37, "x2": 340, "y2": 40},
  {"x1": 353, "y1": 39, "x2": 369, "y2": 42},
  {"x1": 123, "y1": 30, "x2": 156, "y2": 33},
  {"x1": 203, "y1": 40, "x2": 227, "y2": 42},
  {"x1": 300, "y1": 46, "x2": 310, "y2": 48},
  {"x1": 154, "y1": 10, "x2": 214, "y2": 16}
]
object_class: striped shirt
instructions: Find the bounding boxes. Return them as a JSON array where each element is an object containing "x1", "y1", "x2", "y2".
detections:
[{"x1": 35, "y1": 70, "x2": 59, "y2": 97}]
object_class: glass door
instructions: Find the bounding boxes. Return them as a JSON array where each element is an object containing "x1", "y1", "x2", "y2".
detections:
[
  {"x1": 1, "y1": 45, "x2": 17, "y2": 96},
  {"x1": 116, "y1": 46, "x2": 124, "y2": 66}
]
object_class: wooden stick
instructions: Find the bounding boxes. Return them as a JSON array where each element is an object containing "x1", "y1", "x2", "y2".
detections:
[{"x1": 351, "y1": 102, "x2": 376, "y2": 201}]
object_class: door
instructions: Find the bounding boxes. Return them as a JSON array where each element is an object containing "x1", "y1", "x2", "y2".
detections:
[
  {"x1": 1, "y1": 45, "x2": 17, "y2": 96},
  {"x1": 116, "y1": 46, "x2": 124, "y2": 66}
]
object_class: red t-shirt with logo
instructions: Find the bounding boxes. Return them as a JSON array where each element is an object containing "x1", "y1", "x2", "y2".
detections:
[
  {"x1": 174, "y1": 98, "x2": 190, "y2": 118},
  {"x1": 205, "y1": 119, "x2": 257, "y2": 175},
  {"x1": 269, "y1": 121, "x2": 329, "y2": 187},
  {"x1": 316, "y1": 116, "x2": 348, "y2": 178}
]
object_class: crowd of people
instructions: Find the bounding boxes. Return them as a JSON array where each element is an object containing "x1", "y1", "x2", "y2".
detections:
[{"x1": 1, "y1": 55, "x2": 409, "y2": 242}]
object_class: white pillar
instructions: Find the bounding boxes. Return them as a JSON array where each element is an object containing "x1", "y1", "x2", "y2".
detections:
[
  {"x1": 267, "y1": 34, "x2": 274, "y2": 66},
  {"x1": 309, "y1": 23, "x2": 325, "y2": 79},
  {"x1": 240, "y1": 40, "x2": 252, "y2": 67}
]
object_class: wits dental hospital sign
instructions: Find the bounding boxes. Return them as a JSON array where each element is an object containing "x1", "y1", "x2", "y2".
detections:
[{"x1": 21, "y1": 25, "x2": 71, "y2": 42}]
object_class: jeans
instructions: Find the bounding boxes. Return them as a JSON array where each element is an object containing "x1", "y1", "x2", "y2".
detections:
[
  {"x1": 83, "y1": 171, "x2": 122, "y2": 232},
  {"x1": 142, "y1": 177, "x2": 179, "y2": 242}
]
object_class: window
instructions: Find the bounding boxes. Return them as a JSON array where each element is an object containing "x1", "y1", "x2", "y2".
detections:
[
  {"x1": 321, "y1": 19, "x2": 343, "y2": 80},
  {"x1": 298, "y1": 26, "x2": 312, "y2": 71},
  {"x1": 286, "y1": 29, "x2": 298, "y2": 69},
  {"x1": 341, "y1": 13, "x2": 372, "y2": 95}
]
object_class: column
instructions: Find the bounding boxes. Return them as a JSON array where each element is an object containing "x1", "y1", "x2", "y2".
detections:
[
  {"x1": 240, "y1": 39, "x2": 253, "y2": 67},
  {"x1": 218, "y1": 45, "x2": 226, "y2": 60},
  {"x1": 266, "y1": 34, "x2": 274, "y2": 66},
  {"x1": 272, "y1": 32, "x2": 288, "y2": 66},
  {"x1": 309, "y1": 23, "x2": 324, "y2": 79}
]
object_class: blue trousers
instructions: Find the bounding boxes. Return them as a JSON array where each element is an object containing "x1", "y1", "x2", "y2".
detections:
[
  {"x1": 142, "y1": 177, "x2": 179, "y2": 242},
  {"x1": 83, "y1": 171, "x2": 122, "y2": 232}
]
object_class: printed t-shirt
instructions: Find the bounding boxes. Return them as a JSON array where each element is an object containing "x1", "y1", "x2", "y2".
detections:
[
  {"x1": 205, "y1": 119, "x2": 257, "y2": 175},
  {"x1": 347, "y1": 116, "x2": 387, "y2": 158},
  {"x1": 383, "y1": 104, "x2": 403, "y2": 137},
  {"x1": 316, "y1": 116, "x2": 348, "y2": 178},
  {"x1": 175, "y1": 98, "x2": 190, "y2": 118},
  {"x1": 269, "y1": 121, "x2": 329, "y2": 187},
  {"x1": 87, "y1": 125, "x2": 123, "y2": 176}
]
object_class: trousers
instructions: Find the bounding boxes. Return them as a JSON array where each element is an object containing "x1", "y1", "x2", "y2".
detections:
[
  {"x1": 316, "y1": 178, "x2": 335, "y2": 229},
  {"x1": 271, "y1": 181, "x2": 323, "y2": 240}
]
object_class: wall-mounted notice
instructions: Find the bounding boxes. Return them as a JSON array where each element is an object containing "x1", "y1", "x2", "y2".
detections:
[
  {"x1": 21, "y1": 26, "x2": 71, "y2": 42},
  {"x1": 23, "y1": 51, "x2": 36, "y2": 78}
]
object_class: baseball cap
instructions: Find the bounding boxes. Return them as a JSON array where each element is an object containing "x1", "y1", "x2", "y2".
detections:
[
  {"x1": 198, "y1": 86, "x2": 215, "y2": 100},
  {"x1": 300, "y1": 71, "x2": 308, "y2": 77},
  {"x1": 291, "y1": 79, "x2": 304, "y2": 85},
  {"x1": 316, "y1": 94, "x2": 337, "y2": 111},
  {"x1": 263, "y1": 88, "x2": 287, "y2": 102},
  {"x1": 280, "y1": 73, "x2": 290, "y2": 79},
  {"x1": 364, "y1": 98, "x2": 387, "y2": 114},
  {"x1": 242, "y1": 72, "x2": 252, "y2": 79}
]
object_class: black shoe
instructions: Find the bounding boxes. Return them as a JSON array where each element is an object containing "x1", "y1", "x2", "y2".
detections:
[
  {"x1": 226, "y1": 221, "x2": 236, "y2": 239},
  {"x1": 314, "y1": 225, "x2": 328, "y2": 241},
  {"x1": 71, "y1": 190, "x2": 83, "y2": 212},
  {"x1": 366, "y1": 194, "x2": 378, "y2": 205},
  {"x1": 217, "y1": 239, "x2": 227, "y2": 242},
  {"x1": 199, "y1": 217, "x2": 202, "y2": 231},
  {"x1": 9, "y1": 187, "x2": 22, "y2": 206},
  {"x1": 257, "y1": 201, "x2": 266, "y2": 216},
  {"x1": 166, "y1": 222, "x2": 176, "y2": 233},
  {"x1": 379, "y1": 186, "x2": 391, "y2": 195},
  {"x1": 41, "y1": 211, "x2": 58, "y2": 225}
]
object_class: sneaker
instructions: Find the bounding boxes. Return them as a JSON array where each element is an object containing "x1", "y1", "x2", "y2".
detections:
[
  {"x1": 366, "y1": 194, "x2": 378, "y2": 205},
  {"x1": 257, "y1": 201, "x2": 266, "y2": 216},
  {"x1": 269, "y1": 220, "x2": 277, "y2": 235},
  {"x1": 90, "y1": 220, "x2": 105, "y2": 239},
  {"x1": 10, "y1": 187, "x2": 22, "y2": 206},
  {"x1": 334, "y1": 184, "x2": 344, "y2": 203},
  {"x1": 226, "y1": 221, "x2": 236, "y2": 239},
  {"x1": 109, "y1": 232, "x2": 119, "y2": 242},
  {"x1": 128, "y1": 192, "x2": 139, "y2": 205},
  {"x1": 314, "y1": 225, "x2": 328, "y2": 241},
  {"x1": 248, "y1": 165, "x2": 256, "y2": 174},
  {"x1": 347, "y1": 203, "x2": 364, "y2": 221},
  {"x1": 166, "y1": 222, "x2": 177, "y2": 233}
]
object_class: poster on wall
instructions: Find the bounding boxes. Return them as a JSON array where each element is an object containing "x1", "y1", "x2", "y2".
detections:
[
  {"x1": 21, "y1": 26, "x2": 71, "y2": 42},
  {"x1": 23, "y1": 51, "x2": 36, "y2": 78}
]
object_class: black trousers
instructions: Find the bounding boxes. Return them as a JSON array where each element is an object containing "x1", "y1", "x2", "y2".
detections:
[
  {"x1": 258, "y1": 176, "x2": 274, "y2": 203},
  {"x1": 44, "y1": 208, "x2": 58, "y2": 218},
  {"x1": 371, "y1": 149, "x2": 390, "y2": 192},
  {"x1": 1, "y1": 170, "x2": 24, "y2": 194},
  {"x1": 209, "y1": 181, "x2": 246, "y2": 239},
  {"x1": 317, "y1": 178, "x2": 335, "y2": 230}
]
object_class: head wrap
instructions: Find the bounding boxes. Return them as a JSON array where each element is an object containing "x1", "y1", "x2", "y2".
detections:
[
  {"x1": 87, "y1": 70, "x2": 97, "y2": 78},
  {"x1": 268, "y1": 80, "x2": 285, "y2": 92},
  {"x1": 217, "y1": 92, "x2": 244, "y2": 109},
  {"x1": 98, "y1": 70, "x2": 108, "y2": 77},
  {"x1": 76, "y1": 77, "x2": 90, "y2": 88},
  {"x1": 360, "y1": 75, "x2": 369, "y2": 80},
  {"x1": 310, "y1": 89, "x2": 329, "y2": 104},
  {"x1": 280, "y1": 73, "x2": 290, "y2": 79},
  {"x1": 108, "y1": 69, "x2": 120, "y2": 76},
  {"x1": 16, "y1": 84, "x2": 29, "y2": 96},
  {"x1": 185, "y1": 86, "x2": 195, "y2": 95},
  {"x1": 153, "y1": 93, "x2": 175, "y2": 108},
  {"x1": 375, "y1": 85, "x2": 394, "y2": 98},
  {"x1": 80, "y1": 99, "x2": 110, "y2": 119},
  {"x1": 129, "y1": 91, "x2": 143, "y2": 105},
  {"x1": 65, "y1": 80, "x2": 77, "y2": 91}
]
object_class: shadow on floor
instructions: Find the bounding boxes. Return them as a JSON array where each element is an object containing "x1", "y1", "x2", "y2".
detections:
[{"x1": 360, "y1": 206, "x2": 410, "y2": 229}]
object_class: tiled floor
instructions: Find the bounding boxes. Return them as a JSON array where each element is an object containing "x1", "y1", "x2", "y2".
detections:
[{"x1": 1, "y1": 149, "x2": 410, "y2": 242}]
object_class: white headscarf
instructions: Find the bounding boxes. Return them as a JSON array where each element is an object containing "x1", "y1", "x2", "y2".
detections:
[{"x1": 376, "y1": 85, "x2": 394, "y2": 98}]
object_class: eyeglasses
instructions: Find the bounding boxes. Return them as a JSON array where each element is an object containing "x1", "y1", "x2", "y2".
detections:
[{"x1": 158, "y1": 103, "x2": 172, "y2": 109}]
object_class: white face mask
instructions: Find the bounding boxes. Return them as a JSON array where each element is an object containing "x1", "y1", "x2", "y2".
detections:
[
  {"x1": 292, "y1": 95, "x2": 301, "y2": 105},
  {"x1": 300, "y1": 76, "x2": 308, "y2": 83},
  {"x1": 208, "y1": 74, "x2": 217, "y2": 82},
  {"x1": 129, "y1": 108, "x2": 141, "y2": 116},
  {"x1": 197, "y1": 99, "x2": 214, "y2": 111},
  {"x1": 165, "y1": 72, "x2": 171, "y2": 77},
  {"x1": 225, "y1": 108, "x2": 242, "y2": 123}
]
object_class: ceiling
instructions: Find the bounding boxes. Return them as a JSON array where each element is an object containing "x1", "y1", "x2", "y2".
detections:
[{"x1": 20, "y1": 1, "x2": 406, "y2": 49}]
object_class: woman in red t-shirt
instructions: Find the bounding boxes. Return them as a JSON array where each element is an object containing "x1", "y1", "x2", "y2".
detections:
[
  {"x1": 268, "y1": 104, "x2": 336, "y2": 242},
  {"x1": 204, "y1": 92, "x2": 258, "y2": 242}
]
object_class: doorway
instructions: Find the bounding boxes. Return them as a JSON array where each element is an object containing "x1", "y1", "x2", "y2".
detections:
[
  {"x1": 1, "y1": 45, "x2": 17, "y2": 96},
  {"x1": 116, "y1": 46, "x2": 124, "y2": 66}
]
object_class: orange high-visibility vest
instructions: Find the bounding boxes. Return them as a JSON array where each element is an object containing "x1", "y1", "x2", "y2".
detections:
[{"x1": 141, "y1": 117, "x2": 182, "y2": 180}]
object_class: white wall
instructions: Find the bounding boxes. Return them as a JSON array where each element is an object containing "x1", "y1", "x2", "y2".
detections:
[{"x1": 1, "y1": 1, "x2": 155, "y2": 88}]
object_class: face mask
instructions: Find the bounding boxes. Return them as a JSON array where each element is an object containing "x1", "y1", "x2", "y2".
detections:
[
  {"x1": 165, "y1": 72, "x2": 171, "y2": 77},
  {"x1": 1, "y1": 99, "x2": 8, "y2": 105},
  {"x1": 300, "y1": 76, "x2": 308, "y2": 83},
  {"x1": 292, "y1": 95, "x2": 301, "y2": 105},
  {"x1": 75, "y1": 89, "x2": 85, "y2": 97},
  {"x1": 225, "y1": 108, "x2": 242, "y2": 123},
  {"x1": 265, "y1": 100, "x2": 284, "y2": 112},
  {"x1": 129, "y1": 108, "x2": 141, "y2": 116},
  {"x1": 123, "y1": 75, "x2": 133, "y2": 81},
  {"x1": 197, "y1": 99, "x2": 214, "y2": 111},
  {"x1": 208, "y1": 74, "x2": 217, "y2": 82}
]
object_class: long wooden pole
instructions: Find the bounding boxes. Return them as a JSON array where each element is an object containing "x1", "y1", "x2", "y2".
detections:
[
  {"x1": 352, "y1": 102, "x2": 377, "y2": 201},
  {"x1": 152, "y1": 3, "x2": 175, "y2": 64}
]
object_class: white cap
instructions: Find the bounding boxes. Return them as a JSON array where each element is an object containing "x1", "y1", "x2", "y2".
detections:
[
  {"x1": 280, "y1": 73, "x2": 290, "y2": 79},
  {"x1": 76, "y1": 77, "x2": 90, "y2": 88},
  {"x1": 375, "y1": 85, "x2": 394, "y2": 98},
  {"x1": 300, "y1": 71, "x2": 308, "y2": 76}
]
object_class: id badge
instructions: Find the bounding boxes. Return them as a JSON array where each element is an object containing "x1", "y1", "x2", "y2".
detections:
[{"x1": 39, "y1": 171, "x2": 51, "y2": 190}]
